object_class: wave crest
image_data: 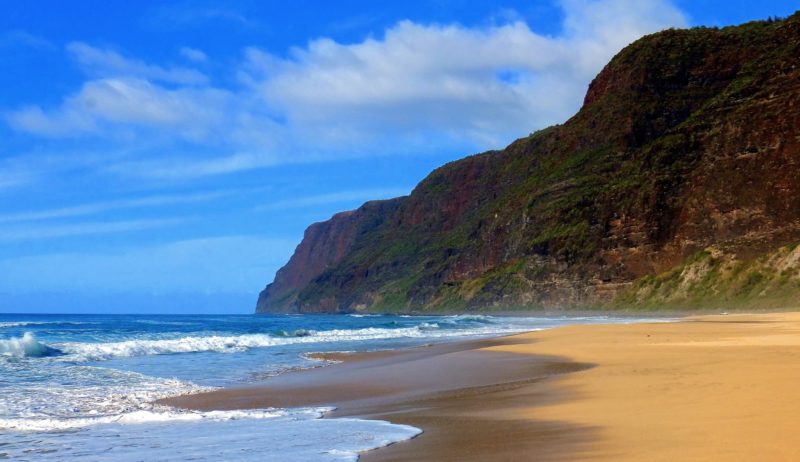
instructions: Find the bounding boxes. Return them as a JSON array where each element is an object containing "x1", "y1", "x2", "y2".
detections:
[
  {"x1": 12, "y1": 315, "x2": 529, "y2": 362},
  {"x1": 0, "y1": 407, "x2": 312, "y2": 432},
  {"x1": 0, "y1": 332, "x2": 61, "y2": 358},
  {"x1": 55, "y1": 326, "x2": 449, "y2": 361}
]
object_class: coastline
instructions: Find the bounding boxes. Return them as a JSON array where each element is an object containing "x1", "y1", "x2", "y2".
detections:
[{"x1": 163, "y1": 311, "x2": 800, "y2": 460}]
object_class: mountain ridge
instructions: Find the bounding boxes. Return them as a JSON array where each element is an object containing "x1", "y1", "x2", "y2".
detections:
[{"x1": 258, "y1": 13, "x2": 800, "y2": 314}]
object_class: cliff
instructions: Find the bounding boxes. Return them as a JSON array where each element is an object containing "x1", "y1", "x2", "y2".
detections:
[{"x1": 258, "y1": 13, "x2": 800, "y2": 313}]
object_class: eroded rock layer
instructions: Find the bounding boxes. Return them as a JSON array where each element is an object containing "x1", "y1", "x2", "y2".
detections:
[{"x1": 258, "y1": 14, "x2": 800, "y2": 313}]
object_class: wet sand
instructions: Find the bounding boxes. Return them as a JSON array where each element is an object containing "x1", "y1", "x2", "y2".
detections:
[{"x1": 162, "y1": 312, "x2": 800, "y2": 461}]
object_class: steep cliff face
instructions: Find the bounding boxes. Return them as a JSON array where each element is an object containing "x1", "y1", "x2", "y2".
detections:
[
  {"x1": 257, "y1": 14, "x2": 800, "y2": 313},
  {"x1": 256, "y1": 198, "x2": 403, "y2": 313}
]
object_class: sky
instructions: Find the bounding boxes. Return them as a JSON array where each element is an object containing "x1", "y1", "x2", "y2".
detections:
[{"x1": 0, "y1": 0, "x2": 796, "y2": 314}]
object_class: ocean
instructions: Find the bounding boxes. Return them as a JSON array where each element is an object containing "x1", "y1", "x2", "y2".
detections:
[{"x1": 0, "y1": 312, "x2": 660, "y2": 461}]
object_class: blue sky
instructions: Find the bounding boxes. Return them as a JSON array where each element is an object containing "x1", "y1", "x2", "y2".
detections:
[{"x1": 0, "y1": 0, "x2": 796, "y2": 314}]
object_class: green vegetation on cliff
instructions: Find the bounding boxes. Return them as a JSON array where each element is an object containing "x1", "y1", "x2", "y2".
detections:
[
  {"x1": 258, "y1": 12, "x2": 800, "y2": 314},
  {"x1": 616, "y1": 245, "x2": 800, "y2": 310}
]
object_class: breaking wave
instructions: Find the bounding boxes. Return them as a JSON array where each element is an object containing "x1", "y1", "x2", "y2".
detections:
[
  {"x1": 0, "y1": 332, "x2": 62, "y2": 358},
  {"x1": 56, "y1": 328, "x2": 423, "y2": 361},
  {"x1": 0, "y1": 407, "x2": 299, "y2": 432},
  {"x1": 0, "y1": 406, "x2": 420, "y2": 462},
  {"x1": 51, "y1": 321, "x2": 527, "y2": 362},
  {"x1": 0, "y1": 321, "x2": 91, "y2": 328},
  {"x1": 4, "y1": 314, "x2": 554, "y2": 363},
  {"x1": 0, "y1": 322, "x2": 36, "y2": 328}
]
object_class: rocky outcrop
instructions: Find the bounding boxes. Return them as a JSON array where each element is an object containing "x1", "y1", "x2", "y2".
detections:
[
  {"x1": 258, "y1": 13, "x2": 800, "y2": 313},
  {"x1": 256, "y1": 198, "x2": 403, "y2": 313}
]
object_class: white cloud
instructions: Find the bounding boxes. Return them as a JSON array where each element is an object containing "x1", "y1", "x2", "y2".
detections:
[
  {"x1": 148, "y1": 5, "x2": 253, "y2": 29},
  {"x1": 0, "y1": 190, "x2": 242, "y2": 224},
  {"x1": 5, "y1": 0, "x2": 688, "y2": 178},
  {"x1": 67, "y1": 42, "x2": 208, "y2": 84},
  {"x1": 0, "y1": 148, "x2": 132, "y2": 194},
  {"x1": 0, "y1": 168, "x2": 35, "y2": 191},
  {"x1": 180, "y1": 46, "x2": 207, "y2": 62},
  {"x1": 0, "y1": 217, "x2": 187, "y2": 242},
  {"x1": 7, "y1": 77, "x2": 234, "y2": 140},
  {"x1": 0, "y1": 30, "x2": 55, "y2": 50},
  {"x1": 244, "y1": 0, "x2": 685, "y2": 146},
  {"x1": 258, "y1": 187, "x2": 412, "y2": 210},
  {"x1": 6, "y1": 104, "x2": 97, "y2": 136},
  {"x1": 105, "y1": 151, "x2": 283, "y2": 179}
]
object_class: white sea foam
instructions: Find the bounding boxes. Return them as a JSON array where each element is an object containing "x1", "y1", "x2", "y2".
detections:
[
  {"x1": 0, "y1": 408, "x2": 421, "y2": 461},
  {"x1": 0, "y1": 322, "x2": 33, "y2": 328},
  {"x1": 0, "y1": 365, "x2": 212, "y2": 425},
  {"x1": 0, "y1": 320, "x2": 95, "y2": 328},
  {"x1": 0, "y1": 407, "x2": 298, "y2": 432},
  {"x1": 1, "y1": 321, "x2": 56, "y2": 328},
  {"x1": 3, "y1": 323, "x2": 523, "y2": 363},
  {"x1": 439, "y1": 314, "x2": 493, "y2": 324},
  {"x1": 0, "y1": 332, "x2": 59, "y2": 358},
  {"x1": 7, "y1": 316, "x2": 665, "y2": 363},
  {"x1": 57, "y1": 334, "x2": 280, "y2": 360},
  {"x1": 134, "y1": 319, "x2": 197, "y2": 326},
  {"x1": 52, "y1": 324, "x2": 525, "y2": 361},
  {"x1": 0, "y1": 314, "x2": 668, "y2": 461}
]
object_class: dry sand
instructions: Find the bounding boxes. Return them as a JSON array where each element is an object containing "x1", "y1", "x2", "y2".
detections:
[{"x1": 163, "y1": 312, "x2": 800, "y2": 461}]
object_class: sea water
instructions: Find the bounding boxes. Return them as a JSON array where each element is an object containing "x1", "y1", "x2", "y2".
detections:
[{"x1": 0, "y1": 313, "x2": 661, "y2": 461}]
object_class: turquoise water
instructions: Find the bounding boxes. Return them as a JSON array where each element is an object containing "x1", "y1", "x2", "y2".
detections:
[{"x1": 0, "y1": 313, "x2": 659, "y2": 460}]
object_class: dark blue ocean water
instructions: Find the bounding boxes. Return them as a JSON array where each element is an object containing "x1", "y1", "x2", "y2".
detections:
[{"x1": 0, "y1": 313, "x2": 661, "y2": 461}]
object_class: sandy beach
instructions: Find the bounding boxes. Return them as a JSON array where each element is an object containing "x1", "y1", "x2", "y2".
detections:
[{"x1": 163, "y1": 312, "x2": 800, "y2": 461}]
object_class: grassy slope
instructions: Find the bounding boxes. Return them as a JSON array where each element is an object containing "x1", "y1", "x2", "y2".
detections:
[
  {"x1": 616, "y1": 244, "x2": 800, "y2": 310},
  {"x1": 267, "y1": 14, "x2": 800, "y2": 313}
]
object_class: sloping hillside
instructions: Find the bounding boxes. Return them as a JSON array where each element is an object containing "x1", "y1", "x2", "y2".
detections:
[{"x1": 258, "y1": 13, "x2": 800, "y2": 313}]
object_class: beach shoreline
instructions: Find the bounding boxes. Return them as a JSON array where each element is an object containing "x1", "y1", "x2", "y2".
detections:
[{"x1": 162, "y1": 311, "x2": 800, "y2": 461}]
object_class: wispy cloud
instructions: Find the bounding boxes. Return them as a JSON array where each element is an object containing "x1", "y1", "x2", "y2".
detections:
[
  {"x1": 67, "y1": 42, "x2": 208, "y2": 85},
  {"x1": 179, "y1": 46, "x2": 207, "y2": 63},
  {"x1": 4, "y1": 0, "x2": 688, "y2": 179},
  {"x1": 6, "y1": 77, "x2": 234, "y2": 138},
  {"x1": 106, "y1": 151, "x2": 282, "y2": 180},
  {"x1": 0, "y1": 190, "x2": 239, "y2": 224},
  {"x1": 258, "y1": 187, "x2": 412, "y2": 211},
  {"x1": 0, "y1": 217, "x2": 188, "y2": 242},
  {"x1": 147, "y1": 4, "x2": 254, "y2": 28},
  {"x1": 0, "y1": 169, "x2": 35, "y2": 191},
  {"x1": 0, "y1": 30, "x2": 55, "y2": 50},
  {"x1": 0, "y1": 147, "x2": 136, "y2": 194}
]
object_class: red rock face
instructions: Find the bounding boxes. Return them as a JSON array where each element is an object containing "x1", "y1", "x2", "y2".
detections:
[
  {"x1": 256, "y1": 199, "x2": 403, "y2": 313},
  {"x1": 257, "y1": 13, "x2": 800, "y2": 313}
]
